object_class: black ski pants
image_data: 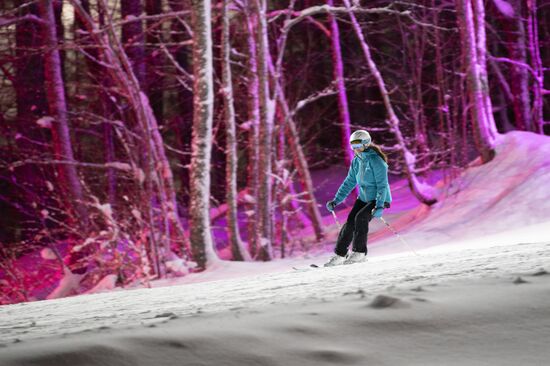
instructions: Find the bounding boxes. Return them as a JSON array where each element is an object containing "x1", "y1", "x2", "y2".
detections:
[{"x1": 334, "y1": 199, "x2": 376, "y2": 257}]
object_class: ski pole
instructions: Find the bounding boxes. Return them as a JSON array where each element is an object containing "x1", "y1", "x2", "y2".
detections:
[
  {"x1": 378, "y1": 217, "x2": 419, "y2": 256},
  {"x1": 331, "y1": 210, "x2": 342, "y2": 230}
]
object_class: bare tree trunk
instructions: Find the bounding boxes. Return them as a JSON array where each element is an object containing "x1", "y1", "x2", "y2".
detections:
[
  {"x1": 103, "y1": 121, "x2": 117, "y2": 206},
  {"x1": 168, "y1": 0, "x2": 193, "y2": 208},
  {"x1": 456, "y1": 0, "x2": 497, "y2": 163},
  {"x1": 274, "y1": 114, "x2": 288, "y2": 258},
  {"x1": 189, "y1": 0, "x2": 218, "y2": 268},
  {"x1": 14, "y1": 0, "x2": 49, "y2": 217},
  {"x1": 327, "y1": 0, "x2": 353, "y2": 166},
  {"x1": 39, "y1": 0, "x2": 91, "y2": 275},
  {"x1": 513, "y1": 13, "x2": 532, "y2": 132},
  {"x1": 252, "y1": 0, "x2": 274, "y2": 260},
  {"x1": 145, "y1": 0, "x2": 164, "y2": 121},
  {"x1": 120, "y1": 1, "x2": 152, "y2": 226},
  {"x1": 244, "y1": 4, "x2": 261, "y2": 259},
  {"x1": 121, "y1": 0, "x2": 145, "y2": 86},
  {"x1": 221, "y1": 0, "x2": 250, "y2": 262},
  {"x1": 432, "y1": 1, "x2": 455, "y2": 168},
  {"x1": 495, "y1": 85, "x2": 514, "y2": 131},
  {"x1": 15, "y1": 1, "x2": 47, "y2": 123},
  {"x1": 495, "y1": 0, "x2": 531, "y2": 131},
  {"x1": 526, "y1": 0, "x2": 545, "y2": 134},
  {"x1": 116, "y1": 9, "x2": 167, "y2": 277},
  {"x1": 120, "y1": 1, "x2": 159, "y2": 270},
  {"x1": 459, "y1": 58, "x2": 470, "y2": 166},
  {"x1": 39, "y1": 0, "x2": 89, "y2": 226},
  {"x1": 472, "y1": 0, "x2": 499, "y2": 141},
  {"x1": 100, "y1": 5, "x2": 118, "y2": 208},
  {"x1": 342, "y1": 0, "x2": 437, "y2": 205}
]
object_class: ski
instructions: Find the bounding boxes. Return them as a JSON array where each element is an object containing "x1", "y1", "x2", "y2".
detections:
[{"x1": 292, "y1": 264, "x2": 321, "y2": 271}]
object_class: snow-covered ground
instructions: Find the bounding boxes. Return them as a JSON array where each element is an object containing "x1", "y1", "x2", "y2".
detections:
[
  {"x1": 0, "y1": 239, "x2": 549, "y2": 365},
  {"x1": 1, "y1": 131, "x2": 549, "y2": 365}
]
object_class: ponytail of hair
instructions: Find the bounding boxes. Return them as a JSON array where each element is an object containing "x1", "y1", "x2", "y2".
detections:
[{"x1": 369, "y1": 144, "x2": 388, "y2": 163}]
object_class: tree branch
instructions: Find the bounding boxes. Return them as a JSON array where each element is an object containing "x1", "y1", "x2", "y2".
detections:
[
  {"x1": 489, "y1": 55, "x2": 541, "y2": 83},
  {"x1": 7, "y1": 159, "x2": 134, "y2": 172},
  {"x1": 291, "y1": 85, "x2": 339, "y2": 117},
  {"x1": 283, "y1": 5, "x2": 407, "y2": 32},
  {"x1": 0, "y1": 14, "x2": 45, "y2": 28}
]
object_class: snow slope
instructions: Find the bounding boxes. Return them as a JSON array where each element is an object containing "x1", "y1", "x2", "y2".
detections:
[
  {"x1": 0, "y1": 239, "x2": 549, "y2": 365},
  {"x1": 369, "y1": 131, "x2": 550, "y2": 256},
  {"x1": 0, "y1": 131, "x2": 550, "y2": 365}
]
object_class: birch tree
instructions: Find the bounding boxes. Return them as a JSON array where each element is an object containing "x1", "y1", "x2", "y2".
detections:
[
  {"x1": 327, "y1": 0, "x2": 353, "y2": 166},
  {"x1": 456, "y1": 0, "x2": 498, "y2": 163},
  {"x1": 472, "y1": 0, "x2": 499, "y2": 141},
  {"x1": 243, "y1": 3, "x2": 261, "y2": 259},
  {"x1": 189, "y1": 0, "x2": 218, "y2": 268},
  {"x1": 526, "y1": 0, "x2": 546, "y2": 134},
  {"x1": 221, "y1": 0, "x2": 250, "y2": 261},
  {"x1": 252, "y1": 0, "x2": 274, "y2": 260}
]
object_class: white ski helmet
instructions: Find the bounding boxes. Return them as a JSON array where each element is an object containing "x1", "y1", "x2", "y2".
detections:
[{"x1": 349, "y1": 130, "x2": 371, "y2": 146}]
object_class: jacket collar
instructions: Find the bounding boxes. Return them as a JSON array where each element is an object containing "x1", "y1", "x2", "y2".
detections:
[{"x1": 356, "y1": 148, "x2": 376, "y2": 160}]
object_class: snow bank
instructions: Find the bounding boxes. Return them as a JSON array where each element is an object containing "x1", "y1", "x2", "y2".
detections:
[{"x1": 371, "y1": 131, "x2": 550, "y2": 256}]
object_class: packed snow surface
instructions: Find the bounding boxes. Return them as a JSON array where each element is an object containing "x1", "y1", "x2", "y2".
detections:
[
  {"x1": 0, "y1": 239, "x2": 549, "y2": 365},
  {"x1": 0, "y1": 131, "x2": 549, "y2": 365}
]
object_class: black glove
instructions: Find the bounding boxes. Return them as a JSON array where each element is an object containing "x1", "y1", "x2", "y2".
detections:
[{"x1": 326, "y1": 200, "x2": 337, "y2": 212}]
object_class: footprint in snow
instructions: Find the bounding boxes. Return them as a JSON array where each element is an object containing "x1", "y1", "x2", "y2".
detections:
[
  {"x1": 303, "y1": 349, "x2": 362, "y2": 364},
  {"x1": 342, "y1": 289, "x2": 366, "y2": 298},
  {"x1": 532, "y1": 268, "x2": 548, "y2": 276},
  {"x1": 513, "y1": 277, "x2": 529, "y2": 284},
  {"x1": 412, "y1": 297, "x2": 429, "y2": 302},
  {"x1": 368, "y1": 295, "x2": 409, "y2": 309}
]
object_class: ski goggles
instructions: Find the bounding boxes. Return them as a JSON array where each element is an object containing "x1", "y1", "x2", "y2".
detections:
[{"x1": 350, "y1": 140, "x2": 364, "y2": 149}]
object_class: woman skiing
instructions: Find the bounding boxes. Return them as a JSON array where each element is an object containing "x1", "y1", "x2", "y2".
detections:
[{"x1": 324, "y1": 129, "x2": 392, "y2": 266}]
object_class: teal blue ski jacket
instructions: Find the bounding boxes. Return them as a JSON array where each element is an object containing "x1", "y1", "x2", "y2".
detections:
[{"x1": 333, "y1": 148, "x2": 392, "y2": 208}]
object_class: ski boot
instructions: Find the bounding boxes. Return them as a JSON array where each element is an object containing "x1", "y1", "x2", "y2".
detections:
[
  {"x1": 343, "y1": 251, "x2": 367, "y2": 265},
  {"x1": 324, "y1": 254, "x2": 346, "y2": 267}
]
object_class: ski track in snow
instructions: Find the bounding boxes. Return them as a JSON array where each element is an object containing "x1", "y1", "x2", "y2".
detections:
[{"x1": 1, "y1": 240, "x2": 548, "y2": 345}]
